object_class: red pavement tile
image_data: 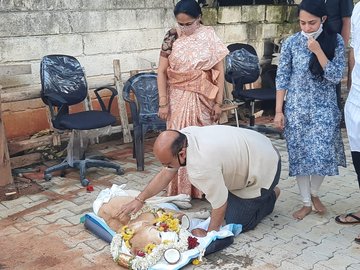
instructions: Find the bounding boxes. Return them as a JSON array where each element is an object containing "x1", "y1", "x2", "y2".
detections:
[{"x1": 103, "y1": 148, "x2": 133, "y2": 160}]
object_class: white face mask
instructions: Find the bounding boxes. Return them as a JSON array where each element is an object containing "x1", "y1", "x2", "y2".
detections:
[
  {"x1": 301, "y1": 23, "x2": 323, "y2": 40},
  {"x1": 178, "y1": 19, "x2": 200, "y2": 36}
]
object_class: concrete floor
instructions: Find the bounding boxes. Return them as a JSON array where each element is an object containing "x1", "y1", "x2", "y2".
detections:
[{"x1": 0, "y1": 128, "x2": 359, "y2": 270}]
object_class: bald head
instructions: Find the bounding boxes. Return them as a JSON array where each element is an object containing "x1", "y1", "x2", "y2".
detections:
[{"x1": 153, "y1": 130, "x2": 187, "y2": 164}]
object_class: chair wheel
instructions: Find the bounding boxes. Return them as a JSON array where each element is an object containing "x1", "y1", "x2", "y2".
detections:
[
  {"x1": 44, "y1": 174, "x2": 52, "y2": 181},
  {"x1": 81, "y1": 178, "x2": 90, "y2": 187},
  {"x1": 117, "y1": 168, "x2": 125, "y2": 175}
]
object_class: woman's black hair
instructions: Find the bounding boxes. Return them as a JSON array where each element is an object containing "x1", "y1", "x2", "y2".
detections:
[
  {"x1": 174, "y1": 0, "x2": 202, "y2": 18},
  {"x1": 298, "y1": 0, "x2": 337, "y2": 78}
]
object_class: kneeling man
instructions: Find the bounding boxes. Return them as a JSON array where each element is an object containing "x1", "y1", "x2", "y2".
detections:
[{"x1": 119, "y1": 125, "x2": 281, "y2": 236}]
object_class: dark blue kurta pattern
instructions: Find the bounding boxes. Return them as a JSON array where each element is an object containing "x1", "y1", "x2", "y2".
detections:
[{"x1": 276, "y1": 32, "x2": 346, "y2": 176}]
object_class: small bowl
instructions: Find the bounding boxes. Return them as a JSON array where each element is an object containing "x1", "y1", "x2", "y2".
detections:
[{"x1": 164, "y1": 248, "x2": 181, "y2": 264}]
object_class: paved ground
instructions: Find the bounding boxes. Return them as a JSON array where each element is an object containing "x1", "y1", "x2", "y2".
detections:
[{"x1": 0, "y1": 128, "x2": 359, "y2": 270}]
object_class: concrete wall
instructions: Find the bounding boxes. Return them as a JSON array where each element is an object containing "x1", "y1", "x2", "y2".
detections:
[
  {"x1": 205, "y1": 4, "x2": 298, "y2": 61},
  {"x1": 0, "y1": 0, "x2": 176, "y2": 90},
  {"x1": 0, "y1": 1, "x2": 300, "y2": 139}
]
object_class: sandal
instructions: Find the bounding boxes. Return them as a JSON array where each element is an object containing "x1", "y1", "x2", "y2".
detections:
[
  {"x1": 355, "y1": 236, "x2": 360, "y2": 244},
  {"x1": 335, "y1": 213, "x2": 360, "y2": 225}
]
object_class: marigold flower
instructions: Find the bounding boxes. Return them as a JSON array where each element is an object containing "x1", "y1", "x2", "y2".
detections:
[{"x1": 144, "y1": 243, "x2": 156, "y2": 254}]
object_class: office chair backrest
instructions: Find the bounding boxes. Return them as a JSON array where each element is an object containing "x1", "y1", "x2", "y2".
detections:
[
  {"x1": 225, "y1": 43, "x2": 260, "y2": 87},
  {"x1": 40, "y1": 55, "x2": 88, "y2": 107},
  {"x1": 123, "y1": 72, "x2": 160, "y2": 123},
  {"x1": 227, "y1": 43, "x2": 257, "y2": 55}
]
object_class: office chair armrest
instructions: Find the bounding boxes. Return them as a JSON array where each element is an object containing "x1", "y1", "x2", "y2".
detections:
[{"x1": 94, "y1": 86, "x2": 118, "y2": 112}]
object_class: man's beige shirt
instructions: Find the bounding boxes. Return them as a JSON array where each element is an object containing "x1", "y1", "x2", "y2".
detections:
[{"x1": 182, "y1": 125, "x2": 279, "y2": 209}]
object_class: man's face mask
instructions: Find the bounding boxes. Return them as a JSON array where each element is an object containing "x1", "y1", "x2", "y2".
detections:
[{"x1": 178, "y1": 19, "x2": 200, "y2": 36}]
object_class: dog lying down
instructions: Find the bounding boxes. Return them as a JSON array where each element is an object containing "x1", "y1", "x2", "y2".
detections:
[
  {"x1": 93, "y1": 184, "x2": 211, "y2": 255},
  {"x1": 91, "y1": 184, "x2": 241, "y2": 269}
]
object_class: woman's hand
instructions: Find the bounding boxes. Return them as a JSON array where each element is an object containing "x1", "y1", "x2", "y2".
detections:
[
  {"x1": 274, "y1": 112, "x2": 285, "y2": 130},
  {"x1": 211, "y1": 103, "x2": 222, "y2": 122},
  {"x1": 307, "y1": 37, "x2": 322, "y2": 54},
  {"x1": 158, "y1": 105, "x2": 169, "y2": 120}
]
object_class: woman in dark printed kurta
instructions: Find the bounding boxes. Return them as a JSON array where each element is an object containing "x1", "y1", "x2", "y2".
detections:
[{"x1": 274, "y1": 0, "x2": 346, "y2": 220}]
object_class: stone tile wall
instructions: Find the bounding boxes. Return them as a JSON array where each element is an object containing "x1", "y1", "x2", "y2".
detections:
[{"x1": 0, "y1": 1, "x2": 300, "y2": 139}]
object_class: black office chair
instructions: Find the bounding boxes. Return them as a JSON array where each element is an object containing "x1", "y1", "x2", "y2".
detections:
[
  {"x1": 123, "y1": 72, "x2": 166, "y2": 171},
  {"x1": 40, "y1": 55, "x2": 124, "y2": 186},
  {"x1": 225, "y1": 43, "x2": 282, "y2": 136}
]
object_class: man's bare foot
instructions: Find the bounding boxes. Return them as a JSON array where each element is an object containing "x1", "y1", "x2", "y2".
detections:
[
  {"x1": 293, "y1": 206, "x2": 312, "y2": 220},
  {"x1": 274, "y1": 187, "x2": 280, "y2": 199},
  {"x1": 311, "y1": 195, "x2": 326, "y2": 214}
]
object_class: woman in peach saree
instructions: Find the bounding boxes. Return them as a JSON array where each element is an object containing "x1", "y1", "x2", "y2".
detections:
[{"x1": 157, "y1": 0, "x2": 229, "y2": 198}]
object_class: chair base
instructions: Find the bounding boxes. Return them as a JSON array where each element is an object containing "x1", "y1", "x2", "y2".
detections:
[{"x1": 44, "y1": 157, "x2": 124, "y2": 186}]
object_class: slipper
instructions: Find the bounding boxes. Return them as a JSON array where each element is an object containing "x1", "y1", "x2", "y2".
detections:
[
  {"x1": 335, "y1": 213, "x2": 360, "y2": 225},
  {"x1": 355, "y1": 236, "x2": 360, "y2": 245}
]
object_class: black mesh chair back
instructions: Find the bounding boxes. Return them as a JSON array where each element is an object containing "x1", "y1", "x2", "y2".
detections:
[
  {"x1": 123, "y1": 72, "x2": 166, "y2": 171},
  {"x1": 41, "y1": 55, "x2": 88, "y2": 106},
  {"x1": 225, "y1": 43, "x2": 261, "y2": 99}
]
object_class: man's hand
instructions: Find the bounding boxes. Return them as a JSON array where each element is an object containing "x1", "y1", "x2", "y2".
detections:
[
  {"x1": 116, "y1": 199, "x2": 143, "y2": 220},
  {"x1": 191, "y1": 228, "x2": 207, "y2": 237}
]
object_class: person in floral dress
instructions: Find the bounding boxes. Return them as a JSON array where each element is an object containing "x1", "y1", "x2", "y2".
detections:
[
  {"x1": 274, "y1": 0, "x2": 346, "y2": 220},
  {"x1": 157, "y1": 0, "x2": 229, "y2": 198}
]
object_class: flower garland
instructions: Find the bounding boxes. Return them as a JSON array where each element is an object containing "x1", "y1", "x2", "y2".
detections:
[
  {"x1": 110, "y1": 210, "x2": 200, "y2": 270},
  {"x1": 154, "y1": 212, "x2": 180, "y2": 233},
  {"x1": 129, "y1": 204, "x2": 161, "y2": 221},
  {"x1": 130, "y1": 229, "x2": 191, "y2": 270}
]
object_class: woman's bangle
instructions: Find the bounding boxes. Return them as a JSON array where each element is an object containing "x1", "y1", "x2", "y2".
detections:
[
  {"x1": 134, "y1": 196, "x2": 145, "y2": 204},
  {"x1": 159, "y1": 103, "x2": 168, "y2": 108}
]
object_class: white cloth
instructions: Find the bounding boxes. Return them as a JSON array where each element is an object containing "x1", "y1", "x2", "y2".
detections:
[
  {"x1": 93, "y1": 184, "x2": 191, "y2": 215},
  {"x1": 181, "y1": 125, "x2": 279, "y2": 209},
  {"x1": 345, "y1": 2, "x2": 360, "y2": 151},
  {"x1": 93, "y1": 184, "x2": 132, "y2": 215}
]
